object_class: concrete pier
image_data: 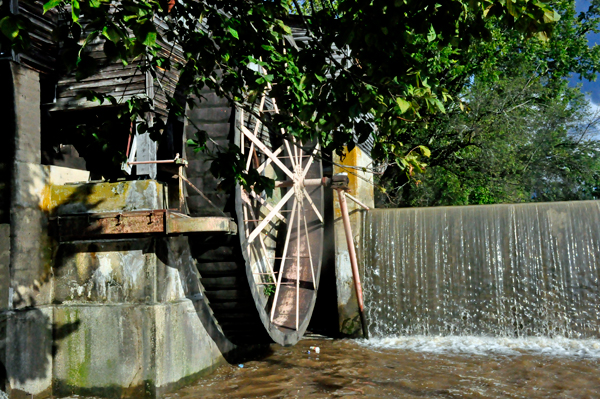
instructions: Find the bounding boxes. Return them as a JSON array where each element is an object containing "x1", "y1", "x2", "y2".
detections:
[
  {"x1": 333, "y1": 146, "x2": 374, "y2": 337},
  {"x1": 1, "y1": 61, "x2": 262, "y2": 398}
]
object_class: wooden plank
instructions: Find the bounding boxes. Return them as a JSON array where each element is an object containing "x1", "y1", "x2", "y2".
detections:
[
  {"x1": 135, "y1": 132, "x2": 157, "y2": 178},
  {"x1": 59, "y1": 68, "x2": 141, "y2": 84},
  {"x1": 57, "y1": 83, "x2": 146, "y2": 98},
  {"x1": 166, "y1": 215, "x2": 236, "y2": 234}
]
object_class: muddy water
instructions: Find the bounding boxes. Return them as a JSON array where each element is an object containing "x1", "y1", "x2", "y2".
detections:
[{"x1": 166, "y1": 337, "x2": 600, "y2": 398}]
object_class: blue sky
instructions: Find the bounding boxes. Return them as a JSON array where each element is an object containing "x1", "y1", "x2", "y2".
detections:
[{"x1": 571, "y1": 0, "x2": 600, "y2": 106}]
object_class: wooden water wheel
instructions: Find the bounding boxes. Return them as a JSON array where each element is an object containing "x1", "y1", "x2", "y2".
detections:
[
  {"x1": 188, "y1": 85, "x2": 325, "y2": 346},
  {"x1": 234, "y1": 94, "x2": 324, "y2": 346}
]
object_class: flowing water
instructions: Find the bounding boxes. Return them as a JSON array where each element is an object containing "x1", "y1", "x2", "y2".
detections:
[
  {"x1": 169, "y1": 201, "x2": 600, "y2": 398},
  {"x1": 361, "y1": 203, "x2": 600, "y2": 338},
  {"x1": 166, "y1": 337, "x2": 600, "y2": 398}
]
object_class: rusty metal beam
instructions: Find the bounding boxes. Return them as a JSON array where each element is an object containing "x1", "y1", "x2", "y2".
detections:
[
  {"x1": 52, "y1": 210, "x2": 237, "y2": 240},
  {"x1": 54, "y1": 210, "x2": 166, "y2": 240}
]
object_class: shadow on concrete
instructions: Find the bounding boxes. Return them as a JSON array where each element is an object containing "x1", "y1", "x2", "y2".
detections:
[{"x1": 1, "y1": 305, "x2": 81, "y2": 396}]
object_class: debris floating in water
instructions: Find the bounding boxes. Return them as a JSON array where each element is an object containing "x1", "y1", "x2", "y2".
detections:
[
  {"x1": 309, "y1": 346, "x2": 321, "y2": 354},
  {"x1": 238, "y1": 364, "x2": 244, "y2": 368}
]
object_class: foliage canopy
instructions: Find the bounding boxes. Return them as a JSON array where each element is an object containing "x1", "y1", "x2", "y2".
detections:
[
  {"x1": 0, "y1": 0, "x2": 562, "y2": 192},
  {"x1": 376, "y1": 0, "x2": 600, "y2": 207}
]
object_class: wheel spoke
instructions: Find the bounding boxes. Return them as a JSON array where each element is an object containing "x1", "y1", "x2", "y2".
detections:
[
  {"x1": 294, "y1": 138, "x2": 300, "y2": 168},
  {"x1": 301, "y1": 201, "x2": 317, "y2": 290},
  {"x1": 240, "y1": 109, "x2": 245, "y2": 155},
  {"x1": 300, "y1": 143, "x2": 319, "y2": 181},
  {"x1": 302, "y1": 187, "x2": 324, "y2": 223},
  {"x1": 243, "y1": 198, "x2": 277, "y2": 283},
  {"x1": 285, "y1": 140, "x2": 297, "y2": 170},
  {"x1": 296, "y1": 202, "x2": 301, "y2": 331},
  {"x1": 247, "y1": 188, "x2": 295, "y2": 243},
  {"x1": 270, "y1": 198, "x2": 297, "y2": 323},
  {"x1": 257, "y1": 146, "x2": 283, "y2": 174},
  {"x1": 248, "y1": 190, "x2": 286, "y2": 222},
  {"x1": 245, "y1": 142, "x2": 255, "y2": 172},
  {"x1": 241, "y1": 125, "x2": 294, "y2": 179}
]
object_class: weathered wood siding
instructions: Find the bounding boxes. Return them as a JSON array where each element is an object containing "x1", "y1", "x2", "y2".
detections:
[
  {"x1": 46, "y1": 13, "x2": 182, "y2": 119},
  {"x1": 185, "y1": 90, "x2": 234, "y2": 217},
  {"x1": 18, "y1": 0, "x2": 59, "y2": 74}
]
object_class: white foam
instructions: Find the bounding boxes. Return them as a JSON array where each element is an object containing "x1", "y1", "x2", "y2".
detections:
[{"x1": 358, "y1": 336, "x2": 600, "y2": 358}]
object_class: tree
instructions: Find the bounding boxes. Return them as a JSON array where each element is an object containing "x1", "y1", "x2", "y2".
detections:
[
  {"x1": 0, "y1": 0, "x2": 560, "y2": 190},
  {"x1": 375, "y1": 0, "x2": 600, "y2": 207}
]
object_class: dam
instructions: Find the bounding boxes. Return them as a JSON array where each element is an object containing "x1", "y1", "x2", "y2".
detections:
[{"x1": 361, "y1": 202, "x2": 600, "y2": 338}]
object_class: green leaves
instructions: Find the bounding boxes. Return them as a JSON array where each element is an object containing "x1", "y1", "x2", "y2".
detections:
[
  {"x1": 102, "y1": 24, "x2": 122, "y2": 43},
  {"x1": 0, "y1": 16, "x2": 19, "y2": 39},
  {"x1": 396, "y1": 97, "x2": 411, "y2": 114},
  {"x1": 6, "y1": 0, "x2": 566, "y2": 196},
  {"x1": 133, "y1": 21, "x2": 157, "y2": 46},
  {"x1": 71, "y1": 0, "x2": 80, "y2": 22},
  {"x1": 418, "y1": 145, "x2": 431, "y2": 158},
  {"x1": 43, "y1": 0, "x2": 62, "y2": 13},
  {"x1": 228, "y1": 26, "x2": 239, "y2": 39}
]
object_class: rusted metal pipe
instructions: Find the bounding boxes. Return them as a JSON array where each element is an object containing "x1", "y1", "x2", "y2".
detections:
[
  {"x1": 344, "y1": 192, "x2": 370, "y2": 211},
  {"x1": 336, "y1": 189, "x2": 369, "y2": 339},
  {"x1": 275, "y1": 178, "x2": 330, "y2": 188}
]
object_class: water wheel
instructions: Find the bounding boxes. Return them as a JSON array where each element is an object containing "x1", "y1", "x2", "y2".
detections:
[
  {"x1": 234, "y1": 94, "x2": 324, "y2": 346},
  {"x1": 188, "y1": 87, "x2": 324, "y2": 346}
]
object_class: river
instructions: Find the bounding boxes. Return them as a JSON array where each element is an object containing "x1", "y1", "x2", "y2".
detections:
[{"x1": 166, "y1": 336, "x2": 600, "y2": 398}]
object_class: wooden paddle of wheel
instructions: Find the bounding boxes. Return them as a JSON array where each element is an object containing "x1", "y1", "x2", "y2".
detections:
[{"x1": 234, "y1": 93, "x2": 324, "y2": 346}]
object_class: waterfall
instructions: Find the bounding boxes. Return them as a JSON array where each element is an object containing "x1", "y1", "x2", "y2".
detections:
[{"x1": 361, "y1": 201, "x2": 600, "y2": 339}]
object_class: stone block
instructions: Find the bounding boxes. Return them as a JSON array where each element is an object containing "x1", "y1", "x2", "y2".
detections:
[
  {"x1": 155, "y1": 237, "x2": 202, "y2": 303},
  {"x1": 185, "y1": 122, "x2": 231, "y2": 139},
  {"x1": 6, "y1": 307, "x2": 53, "y2": 398},
  {"x1": 12, "y1": 162, "x2": 47, "y2": 210},
  {"x1": 189, "y1": 93, "x2": 231, "y2": 110},
  {"x1": 48, "y1": 180, "x2": 164, "y2": 215},
  {"x1": 333, "y1": 146, "x2": 373, "y2": 337},
  {"x1": 186, "y1": 160, "x2": 210, "y2": 176},
  {"x1": 10, "y1": 206, "x2": 53, "y2": 309},
  {"x1": 52, "y1": 304, "x2": 154, "y2": 397},
  {"x1": 153, "y1": 299, "x2": 226, "y2": 392},
  {"x1": 47, "y1": 165, "x2": 90, "y2": 186},
  {"x1": 11, "y1": 63, "x2": 41, "y2": 165},
  {"x1": 0, "y1": 224, "x2": 10, "y2": 311},
  {"x1": 53, "y1": 239, "x2": 156, "y2": 304},
  {"x1": 187, "y1": 107, "x2": 231, "y2": 124}
]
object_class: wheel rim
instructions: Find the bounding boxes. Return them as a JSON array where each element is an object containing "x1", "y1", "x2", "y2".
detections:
[{"x1": 234, "y1": 94, "x2": 324, "y2": 346}]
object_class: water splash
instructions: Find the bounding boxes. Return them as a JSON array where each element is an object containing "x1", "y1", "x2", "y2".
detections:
[
  {"x1": 361, "y1": 202, "x2": 600, "y2": 339},
  {"x1": 359, "y1": 336, "x2": 600, "y2": 358}
]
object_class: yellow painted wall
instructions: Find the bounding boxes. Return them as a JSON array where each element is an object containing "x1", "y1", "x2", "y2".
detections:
[{"x1": 332, "y1": 146, "x2": 374, "y2": 336}]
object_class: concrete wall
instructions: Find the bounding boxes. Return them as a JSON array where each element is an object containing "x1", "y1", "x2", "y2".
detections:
[
  {"x1": 5, "y1": 235, "x2": 245, "y2": 398},
  {"x1": 1, "y1": 61, "x2": 261, "y2": 398},
  {"x1": 333, "y1": 146, "x2": 374, "y2": 337}
]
